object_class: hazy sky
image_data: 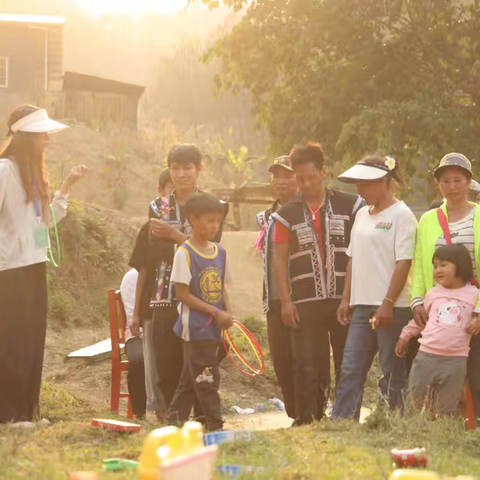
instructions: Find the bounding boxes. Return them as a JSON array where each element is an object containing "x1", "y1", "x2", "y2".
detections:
[
  {"x1": 0, "y1": 0, "x2": 232, "y2": 86},
  {"x1": 74, "y1": 0, "x2": 193, "y2": 16}
]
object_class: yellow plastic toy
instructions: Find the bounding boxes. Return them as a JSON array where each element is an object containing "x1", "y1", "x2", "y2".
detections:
[
  {"x1": 138, "y1": 421, "x2": 206, "y2": 480},
  {"x1": 389, "y1": 470, "x2": 440, "y2": 480}
]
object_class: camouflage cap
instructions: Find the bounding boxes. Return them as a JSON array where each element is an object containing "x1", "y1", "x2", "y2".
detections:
[{"x1": 268, "y1": 155, "x2": 293, "y2": 173}]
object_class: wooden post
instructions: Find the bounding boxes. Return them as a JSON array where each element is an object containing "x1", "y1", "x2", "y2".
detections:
[{"x1": 232, "y1": 191, "x2": 241, "y2": 231}]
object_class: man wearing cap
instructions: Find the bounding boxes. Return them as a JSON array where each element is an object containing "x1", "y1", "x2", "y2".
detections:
[
  {"x1": 255, "y1": 156, "x2": 298, "y2": 420},
  {"x1": 411, "y1": 152, "x2": 480, "y2": 421},
  {"x1": 272, "y1": 142, "x2": 363, "y2": 426}
]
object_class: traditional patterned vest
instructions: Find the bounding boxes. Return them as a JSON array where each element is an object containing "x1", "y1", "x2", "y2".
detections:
[
  {"x1": 174, "y1": 241, "x2": 227, "y2": 342},
  {"x1": 255, "y1": 200, "x2": 281, "y2": 313},
  {"x1": 272, "y1": 189, "x2": 363, "y2": 305}
]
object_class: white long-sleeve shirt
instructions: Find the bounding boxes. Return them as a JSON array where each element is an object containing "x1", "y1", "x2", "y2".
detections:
[
  {"x1": 120, "y1": 268, "x2": 140, "y2": 342},
  {"x1": 0, "y1": 158, "x2": 69, "y2": 272}
]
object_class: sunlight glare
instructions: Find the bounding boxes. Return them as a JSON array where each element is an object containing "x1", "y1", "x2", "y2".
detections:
[{"x1": 76, "y1": 0, "x2": 191, "y2": 16}]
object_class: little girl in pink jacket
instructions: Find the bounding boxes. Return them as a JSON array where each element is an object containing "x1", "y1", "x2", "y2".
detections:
[{"x1": 397, "y1": 244, "x2": 479, "y2": 416}]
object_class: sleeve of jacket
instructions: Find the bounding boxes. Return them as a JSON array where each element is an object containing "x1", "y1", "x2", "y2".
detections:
[
  {"x1": 411, "y1": 215, "x2": 426, "y2": 308},
  {"x1": 255, "y1": 211, "x2": 266, "y2": 230}
]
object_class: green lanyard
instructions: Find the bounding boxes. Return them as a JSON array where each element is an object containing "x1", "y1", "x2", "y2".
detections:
[{"x1": 48, "y1": 204, "x2": 61, "y2": 267}]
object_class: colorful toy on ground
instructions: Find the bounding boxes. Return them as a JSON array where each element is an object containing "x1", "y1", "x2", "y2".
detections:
[
  {"x1": 69, "y1": 473, "x2": 100, "y2": 480},
  {"x1": 91, "y1": 418, "x2": 141, "y2": 433},
  {"x1": 216, "y1": 465, "x2": 264, "y2": 478},
  {"x1": 103, "y1": 458, "x2": 139, "y2": 471},
  {"x1": 389, "y1": 471, "x2": 439, "y2": 480},
  {"x1": 139, "y1": 421, "x2": 218, "y2": 480},
  {"x1": 392, "y1": 448, "x2": 428, "y2": 469},
  {"x1": 203, "y1": 430, "x2": 251, "y2": 446}
]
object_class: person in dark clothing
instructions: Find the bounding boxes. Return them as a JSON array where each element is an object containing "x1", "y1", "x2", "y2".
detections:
[
  {"x1": 256, "y1": 156, "x2": 298, "y2": 420},
  {"x1": 130, "y1": 145, "x2": 226, "y2": 416},
  {"x1": 273, "y1": 142, "x2": 363, "y2": 426}
]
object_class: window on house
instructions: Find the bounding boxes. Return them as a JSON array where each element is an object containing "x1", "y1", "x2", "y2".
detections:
[{"x1": 0, "y1": 57, "x2": 9, "y2": 88}]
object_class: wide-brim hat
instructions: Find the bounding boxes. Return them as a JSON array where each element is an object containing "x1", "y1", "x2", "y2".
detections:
[
  {"x1": 434, "y1": 153, "x2": 472, "y2": 180},
  {"x1": 268, "y1": 155, "x2": 293, "y2": 173},
  {"x1": 10, "y1": 109, "x2": 68, "y2": 134},
  {"x1": 338, "y1": 156, "x2": 396, "y2": 184}
]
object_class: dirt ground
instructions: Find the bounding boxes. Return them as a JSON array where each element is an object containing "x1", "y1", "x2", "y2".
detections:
[
  {"x1": 43, "y1": 231, "x2": 273, "y2": 417},
  {"x1": 221, "y1": 231, "x2": 265, "y2": 320}
]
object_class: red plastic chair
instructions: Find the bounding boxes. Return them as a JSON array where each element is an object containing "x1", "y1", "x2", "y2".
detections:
[
  {"x1": 108, "y1": 289, "x2": 133, "y2": 419},
  {"x1": 462, "y1": 385, "x2": 477, "y2": 430}
]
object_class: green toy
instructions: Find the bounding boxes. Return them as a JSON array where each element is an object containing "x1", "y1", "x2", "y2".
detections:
[{"x1": 102, "y1": 458, "x2": 139, "y2": 472}]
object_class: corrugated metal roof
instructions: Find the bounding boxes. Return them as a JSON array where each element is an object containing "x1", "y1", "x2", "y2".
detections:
[
  {"x1": 64, "y1": 71, "x2": 146, "y2": 95},
  {"x1": 0, "y1": 13, "x2": 65, "y2": 25}
]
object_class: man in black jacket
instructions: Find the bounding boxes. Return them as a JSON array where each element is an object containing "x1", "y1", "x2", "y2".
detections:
[
  {"x1": 256, "y1": 156, "x2": 298, "y2": 420},
  {"x1": 273, "y1": 142, "x2": 363, "y2": 425}
]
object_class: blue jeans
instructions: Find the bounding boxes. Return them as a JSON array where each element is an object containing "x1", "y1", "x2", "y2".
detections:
[{"x1": 331, "y1": 305, "x2": 411, "y2": 421}]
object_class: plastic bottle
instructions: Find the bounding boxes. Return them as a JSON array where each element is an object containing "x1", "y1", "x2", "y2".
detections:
[
  {"x1": 181, "y1": 421, "x2": 204, "y2": 452},
  {"x1": 232, "y1": 405, "x2": 255, "y2": 415},
  {"x1": 269, "y1": 398, "x2": 285, "y2": 411},
  {"x1": 138, "y1": 425, "x2": 183, "y2": 480}
]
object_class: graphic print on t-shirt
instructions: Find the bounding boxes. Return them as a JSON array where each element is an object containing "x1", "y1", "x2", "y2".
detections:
[
  {"x1": 200, "y1": 266, "x2": 223, "y2": 304},
  {"x1": 435, "y1": 301, "x2": 464, "y2": 326},
  {"x1": 374, "y1": 222, "x2": 393, "y2": 231}
]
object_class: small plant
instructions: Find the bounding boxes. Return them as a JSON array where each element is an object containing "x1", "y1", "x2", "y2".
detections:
[{"x1": 103, "y1": 148, "x2": 131, "y2": 210}]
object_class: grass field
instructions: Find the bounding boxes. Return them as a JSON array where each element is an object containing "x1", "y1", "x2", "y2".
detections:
[
  {"x1": 6, "y1": 195, "x2": 477, "y2": 480},
  {"x1": 1, "y1": 384, "x2": 479, "y2": 480}
]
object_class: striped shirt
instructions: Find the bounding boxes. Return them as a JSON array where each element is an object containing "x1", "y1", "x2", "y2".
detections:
[{"x1": 436, "y1": 209, "x2": 476, "y2": 277}]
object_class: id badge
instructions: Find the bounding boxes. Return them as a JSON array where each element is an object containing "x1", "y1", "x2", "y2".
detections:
[{"x1": 34, "y1": 224, "x2": 50, "y2": 249}]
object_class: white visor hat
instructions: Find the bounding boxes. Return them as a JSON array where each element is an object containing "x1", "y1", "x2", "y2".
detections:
[
  {"x1": 338, "y1": 157, "x2": 396, "y2": 184},
  {"x1": 10, "y1": 109, "x2": 68, "y2": 134}
]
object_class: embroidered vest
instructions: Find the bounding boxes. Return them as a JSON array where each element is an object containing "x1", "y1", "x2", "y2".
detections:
[
  {"x1": 272, "y1": 189, "x2": 363, "y2": 304},
  {"x1": 256, "y1": 201, "x2": 281, "y2": 313}
]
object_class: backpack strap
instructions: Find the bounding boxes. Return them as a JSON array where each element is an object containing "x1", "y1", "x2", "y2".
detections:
[
  {"x1": 437, "y1": 208, "x2": 479, "y2": 287},
  {"x1": 437, "y1": 208, "x2": 452, "y2": 244}
]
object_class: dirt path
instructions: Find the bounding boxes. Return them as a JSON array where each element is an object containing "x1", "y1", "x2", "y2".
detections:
[
  {"x1": 225, "y1": 408, "x2": 372, "y2": 431},
  {"x1": 221, "y1": 231, "x2": 265, "y2": 320}
]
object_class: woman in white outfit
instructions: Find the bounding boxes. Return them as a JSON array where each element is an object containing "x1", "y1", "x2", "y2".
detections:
[{"x1": 0, "y1": 105, "x2": 86, "y2": 424}]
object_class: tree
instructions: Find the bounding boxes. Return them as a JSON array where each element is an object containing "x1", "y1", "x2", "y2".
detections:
[{"x1": 203, "y1": 0, "x2": 480, "y2": 183}]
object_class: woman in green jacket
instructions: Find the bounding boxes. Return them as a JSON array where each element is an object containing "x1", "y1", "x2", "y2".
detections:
[{"x1": 411, "y1": 152, "x2": 480, "y2": 420}]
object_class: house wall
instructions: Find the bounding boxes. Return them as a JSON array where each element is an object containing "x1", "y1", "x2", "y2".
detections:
[
  {"x1": 0, "y1": 23, "x2": 44, "y2": 118},
  {"x1": 0, "y1": 22, "x2": 64, "y2": 121},
  {"x1": 58, "y1": 90, "x2": 140, "y2": 127}
]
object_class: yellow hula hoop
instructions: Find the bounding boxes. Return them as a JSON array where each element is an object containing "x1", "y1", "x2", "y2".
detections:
[
  {"x1": 226, "y1": 330, "x2": 260, "y2": 373},
  {"x1": 235, "y1": 323, "x2": 263, "y2": 367},
  {"x1": 225, "y1": 322, "x2": 263, "y2": 374}
]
